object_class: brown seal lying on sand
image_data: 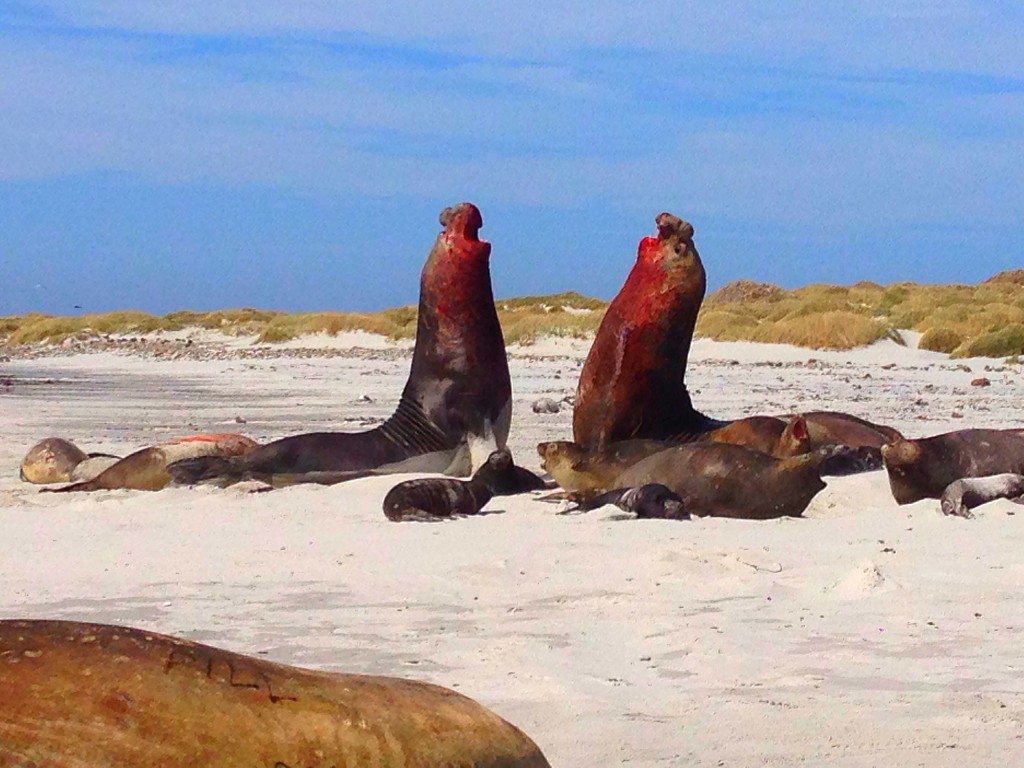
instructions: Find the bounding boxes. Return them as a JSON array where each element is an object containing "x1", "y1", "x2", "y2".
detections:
[
  {"x1": 169, "y1": 202, "x2": 512, "y2": 488},
  {"x1": 573, "y1": 213, "x2": 723, "y2": 448},
  {"x1": 384, "y1": 448, "x2": 546, "y2": 522},
  {"x1": 0, "y1": 619, "x2": 550, "y2": 767},
  {"x1": 610, "y1": 442, "x2": 846, "y2": 519},
  {"x1": 538, "y1": 439, "x2": 673, "y2": 494},
  {"x1": 19, "y1": 437, "x2": 119, "y2": 484},
  {"x1": 44, "y1": 433, "x2": 258, "y2": 492},
  {"x1": 881, "y1": 428, "x2": 1024, "y2": 505},
  {"x1": 701, "y1": 415, "x2": 811, "y2": 458},
  {"x1": 540, "y1": 438, "x2": 843, "y2": 518},
  {"x1": 940, "y1": 473, "x2": 1024, "y2": 518}
]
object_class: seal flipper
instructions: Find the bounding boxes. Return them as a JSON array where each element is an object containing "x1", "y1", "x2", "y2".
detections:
[{"x1": 167, "y1": 456, "x2": 243, "y2": 487}]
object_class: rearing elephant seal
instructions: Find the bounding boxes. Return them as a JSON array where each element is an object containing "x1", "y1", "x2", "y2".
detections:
[
  {"x1": 170, "y1": 202, "x2": 511, "y2": 487},
  {"x1": 0, "y1": 619, "x2": 550, "y2": 767},
  {"x1": 573, "y1": 213, "x2": 723, "y2": 448}
]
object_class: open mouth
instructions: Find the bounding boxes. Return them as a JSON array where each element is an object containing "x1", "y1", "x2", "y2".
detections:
[{"x1": 440, "y1": 202, "x2": 482, "y2": 241}]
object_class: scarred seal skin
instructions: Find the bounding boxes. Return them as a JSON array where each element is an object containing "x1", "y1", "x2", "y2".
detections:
[
  {"x1": 43, "y1": 433, "x2": 258, "y2": 492},
  {"x1": 881, "y1": 428, "x2": 1024, "y2": 505},
  {"x1": 384, "y1": 449, "x2": 546, "y2": 522},
  {"x1": 0, "y1": 619, "x2": 550, "y2": 768},
  {"x1": 573, "y1": 213, "x2": 722, "y2": 448},
  {"x1": 940, "y1": 473, "x2": 1024, "y2": 518},
  {"x1": 169, "y1": 203, "x2": 511, "y2": 487}
]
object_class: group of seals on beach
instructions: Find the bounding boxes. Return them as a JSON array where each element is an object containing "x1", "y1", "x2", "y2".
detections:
[
  {"x1": 17, "y1": 205, "x2": 1024, "y2": 522},
  {"x1": 11, "y1": 203, "x2": 1024, "y2": 763}
]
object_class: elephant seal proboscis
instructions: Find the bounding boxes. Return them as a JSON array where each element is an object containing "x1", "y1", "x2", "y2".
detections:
[
  {"x1": 0, "y1": 619, "x2": 550, "y2": 767},
  {"x1": 169, "y1": 202, "x2": 512, "y2": 488},
  {"x1": 573, "y1": 212, "x2": 724, "y2": 448}
]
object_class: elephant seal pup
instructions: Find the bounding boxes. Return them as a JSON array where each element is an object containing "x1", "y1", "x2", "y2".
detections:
[
  {"x1": 20, "y1": 438, "x2": 121, "y2": 484},
  {"x1": 44, "y1": 433, "x2": 258, "y2": 492},
  {"x1": 384, "y1": 449, "x2": 546, "y2": 522},
  {"x1": 538, "y1": 439, "x2": 674, "y2": 494},
  {"x1": 20, "y1": 438, "x2": 86, "y2": 483},
  {"x1": 881, "y1": 428, "x2": 1024, "y2": 505},
  {"x1": 572, "y1": 483, "x2": 689, "y2": 520},
  {"x1": 170, "y1": 202, "x2": 511, "y2": 488},
  {"x1": 0, "y1": 619, "x2": 550, "y2": 768},
  {"x1": 940, "y1": 474, "x2": 1024, "y2": 518},
  {"x1": 610, "y1": 442, "x2": 843, "y2": 519},
  {"x1": 573, "y1": 213, "x2": 723, "y2": 448}
]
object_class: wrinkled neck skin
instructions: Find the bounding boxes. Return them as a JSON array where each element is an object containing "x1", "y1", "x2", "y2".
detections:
[{"x1": 396, "y1": 220, "x2": 512, "y2": 468}]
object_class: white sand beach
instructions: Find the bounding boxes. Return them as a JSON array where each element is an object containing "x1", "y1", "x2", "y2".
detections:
[{"x1": 2, "y1": 334, "x2": 1023, "y2": 766}]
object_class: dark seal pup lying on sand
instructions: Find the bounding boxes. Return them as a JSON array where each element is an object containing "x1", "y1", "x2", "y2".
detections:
[
  {"x1": 0, "y1": 619, "x2": 550, "y2": 767},
  {"x1": 573, "y1": 213, "x2": 724, "y2": 448},
  {"x1": 881, "y1": 428, "x2": 1024, "y2": 504},
  {"x1": 170, "y1": 202, "x2": 512, "y2": 487},
  {"x1": 384, "y1": 449, "x2": 546, "y2": 521}
]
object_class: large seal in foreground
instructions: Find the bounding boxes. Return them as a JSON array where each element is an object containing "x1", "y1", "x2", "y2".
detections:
[
  {"x1": 171, "y1": 202, "x2": 511, "y2": 487},
  {"x1": 573, "y1": 213, "x2": 722, "y2": 448},
  {"x1": 0, "y1": 619, "x2": 550, "y2": 767},
  {"x1": 881, "y1": 428, "x2": 1024, "y2": 505}
]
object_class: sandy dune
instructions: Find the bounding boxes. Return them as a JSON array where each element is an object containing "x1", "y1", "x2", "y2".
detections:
[{"x1": 1, "y1": 335, "x2": 1023, "y2": 766}]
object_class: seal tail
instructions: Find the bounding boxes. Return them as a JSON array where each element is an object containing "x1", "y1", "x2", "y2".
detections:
[{"x1": 167, "y1": 456, "x2": 246, "y2": 487}]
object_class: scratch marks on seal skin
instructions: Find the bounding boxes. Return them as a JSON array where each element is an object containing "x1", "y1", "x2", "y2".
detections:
[{"x1": 163, "y1": 649, "x2": 297, "y2": 704}]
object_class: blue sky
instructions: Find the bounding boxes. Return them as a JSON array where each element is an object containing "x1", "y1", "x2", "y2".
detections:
[{"x1": 2, "y1": 1, "x2": 1022, "y2": 315}]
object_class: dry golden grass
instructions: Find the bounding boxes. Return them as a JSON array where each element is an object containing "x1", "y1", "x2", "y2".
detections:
[
  {"x1": 2, "y1": 271, "x2": 1021, "y2": 357},
  {"x1": 695, "y1": 270, "x2": 1024, "y2": 355}
]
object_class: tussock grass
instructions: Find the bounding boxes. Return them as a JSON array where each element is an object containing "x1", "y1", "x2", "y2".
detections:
[
  {"x1": 952, "y1": 324, "x2": 1024, "y2": 358},
  {"x1": 696, "y1": 270, "x2": 1023, "y2": 355},
  {"x1": 2, "y1": 270, "x2": 1021, "y2": 357}
]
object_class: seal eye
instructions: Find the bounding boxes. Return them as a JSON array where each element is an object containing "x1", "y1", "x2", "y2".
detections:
[{"x1": 673, "y1": 243, "x2": 685, "y2": 256}]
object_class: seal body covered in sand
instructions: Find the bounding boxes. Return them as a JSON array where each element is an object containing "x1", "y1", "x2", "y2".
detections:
[
  {"x1": 18, "y1": 437, "x2": 118, "y2": 484},
  {"x1": 0, "y1": 619, "x2": 550, "y2": 767},
  {"x1": 881, "y1": 428, "x2": 1024, "y2": 504},
  {"x1": 170, "y1": 202, "x2": 511, "y2": 486},
  {"x1": 573, "y1": 213, "x2": 721, "y2": 448}
]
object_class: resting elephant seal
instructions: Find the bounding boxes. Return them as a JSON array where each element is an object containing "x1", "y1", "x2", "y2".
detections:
[
  {"x1": 383, "y1": 448, "x2": 546, "y2": 522},
  {"x1": 170, "y1": 202, "x2": 511, "y2": 487},
  {"x1": 701, "y1": 415, "x2": 811, "y2": 458},
  {"x1": 0, "y1": 619, "x2": 549, "y2": 767},
  {"x1": 541, "y1": 439, "x2": 841, "y2": 519},
  {"x1": 538, "y1": 439, "x2": 674, "y2": 494},
  {"x1": 573, "y1": 213, "x2": 723, "y2": 448},
  {"x1": 44, "y1": 433, "x2": 258, "y2": 492},
  {"x1": 940, "y1": 473, "x2": 1024, "y2": 518},
  {"x1": 19, "y1": 437, "x2": 119, "y2": 484},
  {"x1": 881, "y1": 428, "x2": 1024, "y2": 505}
]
